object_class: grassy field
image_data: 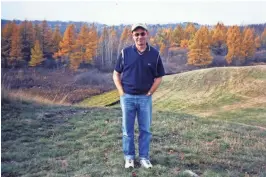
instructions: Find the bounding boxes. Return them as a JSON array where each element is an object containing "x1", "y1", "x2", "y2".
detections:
[
  {"x1": 2, "y1": 99, "x2": 266, "y2": 177},
  {"x1": 2, "y1": 65, "x2": 266, "y2": 176}
]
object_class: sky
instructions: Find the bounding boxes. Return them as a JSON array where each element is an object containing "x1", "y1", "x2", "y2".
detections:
[{"x1": 1, "y1": 0, "x2": 266, "y2": 26}]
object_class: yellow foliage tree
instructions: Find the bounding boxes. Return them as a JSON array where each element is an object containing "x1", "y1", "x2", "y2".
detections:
[
  {"x1": 51, "y1": 25, "x2": 62, "y2": 54},
  {"x1": 188, "y1": 26, "x2": 213, "y2": 66},
  {"x1": 54, "y1": 24, "x2": 76, "y2": 64},
  {"x1": 29, "y1": 40, "x2": 43, "y2": 66},
  {"x1": 149, "y1": 36, "x2": 156, "y2": 47},
  {"x1": 184, "y1": 23, "x2": 197, "y2": 40},
  {"x1": 120, "y1": 26, "x2": 132, "y2": 48},
  {"x1": 225, "y1": 25, "x2": 244, "y2": 64},
  {"x1": 87, "y1": 25, "x2": 98, "y2": 62},
  {"x1": 70, "y1": 24, "x2": 98, "y2": 71},
  {"x1": 242, "y1": 27, "x2": 255, "y2": 59},
  {"x1": 211, "y1": 22, "x2": 227, "y2": 55},
  {"x1": 1, "y1": 22, "x2": 14, "y2": 67},
  {"x1": 180, "y1": 39, "x2": 189, "y2": 48},
  {"x1": 171, "y1": 25, "x2": 184, "y2": 47},
  {"x1": 212, "y1": 23, "x2": 227, "y2": 44},
  {"x1": 9, "y1": 23, "x2": 23, "y2": 66},
  {"x1": 155, "y1": 28, "x2": 172, "y2": 57}
]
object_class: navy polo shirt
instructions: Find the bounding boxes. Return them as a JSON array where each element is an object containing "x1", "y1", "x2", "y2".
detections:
[{"x1": 115, "y1": 44, "x2": 165, "y2": 95}]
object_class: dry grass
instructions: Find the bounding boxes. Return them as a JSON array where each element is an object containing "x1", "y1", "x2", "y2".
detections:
[{"x1": 1, "y1": 68, "x2": 113, "y2": 104}]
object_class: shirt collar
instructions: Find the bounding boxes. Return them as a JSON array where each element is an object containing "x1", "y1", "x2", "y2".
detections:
[{"x1": 133, "y1": 43, "x2": 151, "y2": 52}]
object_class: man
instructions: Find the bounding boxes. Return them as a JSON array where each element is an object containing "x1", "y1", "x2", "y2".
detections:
[{"x1": 113, "y1": 23, "x2": 165, "y2": 169}]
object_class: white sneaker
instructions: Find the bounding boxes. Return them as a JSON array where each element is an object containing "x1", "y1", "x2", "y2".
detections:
[
  {"x1": 125, "y1": 159, "x2": 134, "y2": 168},
  {"x1": 140, "y1": 159, "x2": 153, "y2": 168}
]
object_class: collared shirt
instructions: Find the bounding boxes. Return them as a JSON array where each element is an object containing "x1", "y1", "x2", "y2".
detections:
[{"x1": 115, "y1": 43, "x2": 165, "y2": 95}]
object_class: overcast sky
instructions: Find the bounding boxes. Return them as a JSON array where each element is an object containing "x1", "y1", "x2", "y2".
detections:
[{"x1": 1, "y1": 0, "x2": 266, "y2": 26}]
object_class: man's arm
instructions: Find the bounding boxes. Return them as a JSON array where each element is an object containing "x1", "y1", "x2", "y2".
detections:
[
  {"x1": 146, "y1": 77, "x2": 163, "y2": 96},
  {"x1": 113, "y1": 70, "x2": 124, "y2": 96}
]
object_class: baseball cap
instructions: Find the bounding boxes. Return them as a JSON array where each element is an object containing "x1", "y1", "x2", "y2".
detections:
[{"x1": 131, "y1": 23, "x2": 148, "y2": 32}]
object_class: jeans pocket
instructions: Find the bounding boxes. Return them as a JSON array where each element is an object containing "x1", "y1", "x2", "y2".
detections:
[{"x1": 120, "y1": 93, "x2": 127, "y2": 98}]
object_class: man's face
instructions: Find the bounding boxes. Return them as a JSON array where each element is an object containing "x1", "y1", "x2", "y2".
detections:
[{"x1": 132, "y1": 28, "x2": 148, "y2": 46}]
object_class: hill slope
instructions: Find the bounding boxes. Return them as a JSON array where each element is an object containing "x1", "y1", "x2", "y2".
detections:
[{"x1": 80, "y1": 65, "x2": 266, "y2": 126}]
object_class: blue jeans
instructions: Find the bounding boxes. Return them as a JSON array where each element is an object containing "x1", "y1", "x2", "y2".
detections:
[{"x1": 120, "y1": 93, "x2": 152, "y2": 160}]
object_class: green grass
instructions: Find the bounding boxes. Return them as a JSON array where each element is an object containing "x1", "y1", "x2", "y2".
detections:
[
  {"x1": 2, "y1": 100, "x2": 266, "y2": 177},
  {"x1": 208, "y1": 104, "x2": 266, "y2": 127},
  {"x1": 78, "y1": 89, "x2": 119, "y2": 107}
]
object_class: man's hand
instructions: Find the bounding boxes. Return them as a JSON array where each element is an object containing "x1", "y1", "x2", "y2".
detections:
[
  {"x1": 119, "y1": 91, "x2": 125, "y2": 97},
  {"x1": 146, "y1": 91, "x2": 152, "y2": 96},
  {"x1": 146, "y1": 77, "x2": 163, "y2": 96},
  {"x1": 113, "y1": 71, "x2": 125, "y2": 97}
]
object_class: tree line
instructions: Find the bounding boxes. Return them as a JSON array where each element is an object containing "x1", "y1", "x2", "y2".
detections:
[{"x1": 2, "y1": 20, "x2": 266, "y2": 71}]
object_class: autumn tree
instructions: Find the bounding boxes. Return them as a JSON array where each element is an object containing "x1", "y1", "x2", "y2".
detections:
[
  {"x1": 19, "y1": 20, "x2": 34, "y2": 61},
  {"x1": 51, "y1": 25, "x2": 62, "y2": 54},
  {"x1": 211, "y1": 22, "x2": 227, "y2": 55},
  {"x1": 9, "y1": 23, "x2": 23, "y2": 66},
  {"x1": 87, "y1": 25, "x2": 98, "y2": 63},
  {"x1": 1, "y1": 22, "x2": 14, "y2": 67},
  {"x1": 184, "y1": 23, "x2": 197, "y2": 40},
  {"x1": 149, "y1": 36, "x2": 157, "y2": 47},
  {"x1": 54, "y1": 24, "x2": 76, "y2": 66},
  {"x1": 188, "y1": 26, "x2": 213, "y2": 66},
  {"x1": 225, "y1": 25, "x2": 244, "y2": 64},
  {"x1": 154, "y1": 28, "x2": 172, "y2": 59},
  {"x1": 29, "y1": 40, "x2": 43, "y2": 67},
  {"x1": 261, "y1": 28, "x2": 266, "y2": 49},
  {"x1": 33, "y1": 23, "x2": 41, "y2": 42},
  {"x1": 70, "y1": 24, "x2": 97, "y2": 71},
  {"x1": 40, "y1": 20, "x2": 53, "y2": 58},
  {"x1": 70, "y1": 24, "x2": 88, "y2": 70},
  {"x1": 118, "y1": 26, "x2": 132, "y2": 53},
  {"x1": 180, "y1": 39, "x2": 189, "y2": 48},
  {"x1": 242, "y1": 27, "x2": 256, "y2": 59},
  {"x1": 171, "y1": 25, "x2": 184, "y2": 47}
]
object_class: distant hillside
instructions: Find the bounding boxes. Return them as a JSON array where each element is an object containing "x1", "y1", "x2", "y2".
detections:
[
  {"x1": 2, "y1": 19, "x2": 266, "y2": 35},
  {"x1": 1, "y1": 19, "x2": 200, "y2": 35}
]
